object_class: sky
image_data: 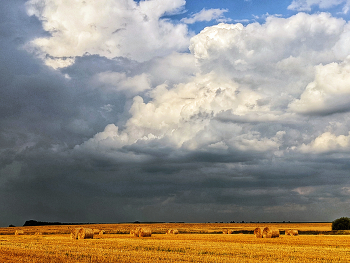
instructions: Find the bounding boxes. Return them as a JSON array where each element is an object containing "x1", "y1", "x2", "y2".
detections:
[{"x1": 1, "y1": 0, "x2": 350, "y2": 227}]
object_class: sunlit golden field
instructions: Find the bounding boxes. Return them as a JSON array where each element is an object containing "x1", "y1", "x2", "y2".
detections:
[{"x1": 1, "y1": 223, "x2": 349, "y2": 262}]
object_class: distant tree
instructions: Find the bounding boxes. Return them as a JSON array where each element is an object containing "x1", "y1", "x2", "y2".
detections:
[
  {"x1": 332, "y1": 217, "x2": 350, "y2": 230},
  {"x1": 8, "y1": 224, "x2": 15, "y2": 227},
  {"x1": 23, "y1": 220, "x2": 62, "y2": 226}
]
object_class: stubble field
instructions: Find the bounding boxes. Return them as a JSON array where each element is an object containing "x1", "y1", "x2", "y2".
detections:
[{"x1": 0, "y1": 223, "x2": 349, "y2": 262}]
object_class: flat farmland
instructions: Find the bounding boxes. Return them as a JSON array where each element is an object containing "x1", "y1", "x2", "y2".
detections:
[{"x1": 1, "y1": 223, "x2": 349, "y2": 262}]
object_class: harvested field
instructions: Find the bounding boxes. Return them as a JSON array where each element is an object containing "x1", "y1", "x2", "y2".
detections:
[
  {"x1": 1, "y1": 222, "x2": 348, "y2": 262},
  {"x1": 0, "y1": 222, "x2": 332, "y2": 236}
]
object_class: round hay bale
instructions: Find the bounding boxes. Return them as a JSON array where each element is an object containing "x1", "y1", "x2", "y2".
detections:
[
  {"x1": 99, "y1": 230, "x2": 105, "y2": 235},
  {"x1": 77, "y1": 228, "x2": 94, "y2": 239},
  {"x1": 135, "y1": 228, "x2": 142, "y2": 237},
  {"x1": 254, "y1": 227, "x2": 264, "y2": 238},
  {"x1": 287, "y1": 229, "x2": 298, "y2": 236},
  {"x1": 222, "y1": 229, "x2": 228, "y2": 234},
  {"x1": 93, "y1": 229, "x2": 100, "y2": 235},
  {"x1": 15, "y1": 230, "x2": 24, "y2": 235},
  {"x1": 227, "y1": 230, "x2": 233, "y2": 234},
  {"x1": 291, "y1": 230, "x2": 298, "y2": 236},
  {"x1": 130, "y1": 227, "x2": 141, "y2": 237},
  {"x1": 139, "y1": 228, "x2": 152, "y2": 237},
  {"x1": 285, "y1": 229, "x2": 298, "y2": 236},
  {"x1": 166, "y1": 229, "x2": 178, "y2": 234},
  {"x1": 71, "y1": 228, "x2": 82, "y2": 239},
  {"x1": 262, "y1": 227, "x2": 280, "y2": 238}
]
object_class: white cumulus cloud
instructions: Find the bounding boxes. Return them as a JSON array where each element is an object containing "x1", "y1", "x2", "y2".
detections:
[
  {"x1": 25, "y1": 0, "x2": 190, "y2": 68},
  {"x1": 288, "y1": 0, "x2": 350, "y2": 13},
  {"x1": 190, "y1": 12, "x2": 346, "y2": 72},
  {"x1": 97, "y1": 72, "x2": 151, "y2": 95},
  {"x1": 299, "y1": 131, "x2": 350, "y2": 153},
  {"x1": 181, "y1": 8, "x2": 229, "y2": 24},
  {"x1": 78, "y1": 71, "x2": 276, "y2": 154},
  {"x1": 289, "y1": 60, "x2": 350, "y2": 115},
  {"x1": 77, "y1": 12, "x2": 350, "y2": 159}
]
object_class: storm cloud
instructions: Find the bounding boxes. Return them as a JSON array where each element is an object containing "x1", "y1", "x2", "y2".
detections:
[{"x1": 1, "y1": 0, "x2": 350, "y2": 227}]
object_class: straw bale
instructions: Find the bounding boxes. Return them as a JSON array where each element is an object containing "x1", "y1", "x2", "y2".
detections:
[
  {"x1": 227, "y1": 230, "x2": 233, "y2": 234},
  {"x1": 99, "y1": 230, "x2": 105, "y2": 235},
  {"x1": 135, "y1": 228, "x2": 141, "y2": 237},
  {"x1": 262, "y1": 227, "x2": 280, "y2": 238},
  {"x1": 254, "y1": 227, "x2": 264, "y2": 238},
  {"x1": 285, "y1": 229, "x2": 298, "y2": 236},
  {"x1": 93, "y1": 229, "x2": 100, "y2": 235},
  {"x1": 77, "y1": 228, "x2": 94, "y2": 239},
  {"x1": 130, "y1": 227, "x2": 141, "y2": 237},
  {"x1": 222, "y1": 229, "x2": 228, "y2": 234},
  {"x1": 71, "y1": 228, "x2": 82, "y2": 239},
  {"x1": 139, "y1": 227, "x2": 152, "y2": 237},
  {"x1": 291, "y1": 229, "x2": 298, "y2": 236},
  {"x1": 166, "y1": 229, "x2": 179, "y2": 234},
  {"x1": 15, "y1": 230, "x2": 24, "y2": 235}
]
